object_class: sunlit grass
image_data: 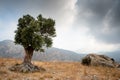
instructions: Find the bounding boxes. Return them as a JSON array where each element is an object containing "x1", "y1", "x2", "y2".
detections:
[{"x1": 0, "y1": 58, "x2": 120, "y2": 80}]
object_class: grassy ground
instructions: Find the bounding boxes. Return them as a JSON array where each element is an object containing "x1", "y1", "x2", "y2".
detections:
[{"x1": 0, "y1": 58, "x2": 120, "y2": 80}]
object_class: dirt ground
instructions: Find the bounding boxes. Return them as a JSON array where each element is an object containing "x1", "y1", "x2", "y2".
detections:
[{"x1": 0, "y1": 58, "x2": 120, "y2": 80}]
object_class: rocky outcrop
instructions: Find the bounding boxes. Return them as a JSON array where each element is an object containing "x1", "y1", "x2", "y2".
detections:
[{"x1": 82, "y1": 54, "x2": 117, "y2": 68}]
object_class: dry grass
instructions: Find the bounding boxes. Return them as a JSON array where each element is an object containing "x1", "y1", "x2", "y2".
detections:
[{"x1": 0, "y1": 58, "x2": 120, "y2": 80}]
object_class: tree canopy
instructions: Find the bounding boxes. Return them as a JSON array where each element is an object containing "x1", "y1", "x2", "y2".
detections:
[{"x1": 15, "y1": 14, "x2": 56, "y2": 51}]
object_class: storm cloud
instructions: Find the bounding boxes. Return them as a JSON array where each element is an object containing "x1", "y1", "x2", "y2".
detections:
[
  {"x1": 0, "y1": 0, "x2": 120, "y2": 53},
  {"x1": 76, "y1": 0, "x2": 120, "y2": 44},
  {"x1": 0, "y1": 0, "x2": 77, "y2": 41}
]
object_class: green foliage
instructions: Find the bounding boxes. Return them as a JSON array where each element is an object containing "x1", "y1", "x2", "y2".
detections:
[{"x1": 14, "y1": 14, "x2": 56, "y2": 51}]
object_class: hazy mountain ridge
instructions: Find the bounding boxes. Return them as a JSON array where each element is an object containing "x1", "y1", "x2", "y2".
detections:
[
  {"x1": 103, "y1": 51, "x2": 120, "y2": 62},
  {"x1": 0, "y1": 40, "x2": 119, "y2": 62},
  {"x1": 0, "y1": 40, "x2": 85, "y2": 62}
]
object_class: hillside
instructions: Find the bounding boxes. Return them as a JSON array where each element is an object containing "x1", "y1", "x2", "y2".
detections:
[
  {"x1": 0, "y1": 40, "x2": 85, "y2": 62},
  {"x1": 0, "y1": 58, "x2": 120, "y2": 80}
]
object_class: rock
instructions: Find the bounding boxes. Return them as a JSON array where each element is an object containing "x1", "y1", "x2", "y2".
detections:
[
  {"x1": 116, "y1": 64, "x2": 120, "y2": 68},
  {"x1": 9, "y1": 63, "x2": 46, "y2": 73},
  {"x1": 82, "y1": 54, "x2": 116, "y2": 68}
]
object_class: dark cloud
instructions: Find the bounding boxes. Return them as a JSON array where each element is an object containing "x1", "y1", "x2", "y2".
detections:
[
  {"x1": 76, "y1": 0, "x2": 114, "y2": 25},
  {"x1": 0, "y1": 0, "x2": 75, "y2": 27},
  {"x1": 0, "y1": 0, "x2": 69, "y2": 17},
  {"x1": 107, "y1": 0, "x2": 120, "y2": 28},
  {"x1": 76, "y1": 0, "x2": 120, "y2": 44},
  {"x1": 0, "y1": 0, "x2": 77, "y2": 41},
  {"x1": 1, "y1": 0, "x2": 120, "y2": 44}
]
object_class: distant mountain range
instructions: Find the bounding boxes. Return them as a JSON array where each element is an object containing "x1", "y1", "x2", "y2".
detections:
[
  {"x1": 0, "y1": 40, "x2": 120, "y2": 62},
  {"x1": 102, "y1": 51, "x2": 120, "y2": 63},
  {"x1": 0, "y1": 40, "x2": 85, "y2": 62}
]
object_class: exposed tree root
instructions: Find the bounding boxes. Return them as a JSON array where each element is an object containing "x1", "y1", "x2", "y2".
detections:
[{"x1": 9, "y1": 63, "x2": 46, "y2": 73}]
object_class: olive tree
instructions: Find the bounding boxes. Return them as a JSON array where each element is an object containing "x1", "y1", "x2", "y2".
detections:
[{"x1": 10, "y1": 14, "x2": 56, "y2": 72}]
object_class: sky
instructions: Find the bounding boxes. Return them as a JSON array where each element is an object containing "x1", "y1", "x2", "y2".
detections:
[{"x1": 0, "y1": 0, "x2": 120, "y2": 54}]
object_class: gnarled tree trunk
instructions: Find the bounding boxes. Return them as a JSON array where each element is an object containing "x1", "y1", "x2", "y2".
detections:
[
  {"x1": 24, "y1": 46, "x2": 34, "y2": 64},
  {"x1": 9, "y1": 46, "x2": 45, "y2": 72}
]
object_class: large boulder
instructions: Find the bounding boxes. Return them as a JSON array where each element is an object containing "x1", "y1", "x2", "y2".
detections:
[{"x1": 82, "y1": 54, "x2": 116, "y2": 68}]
